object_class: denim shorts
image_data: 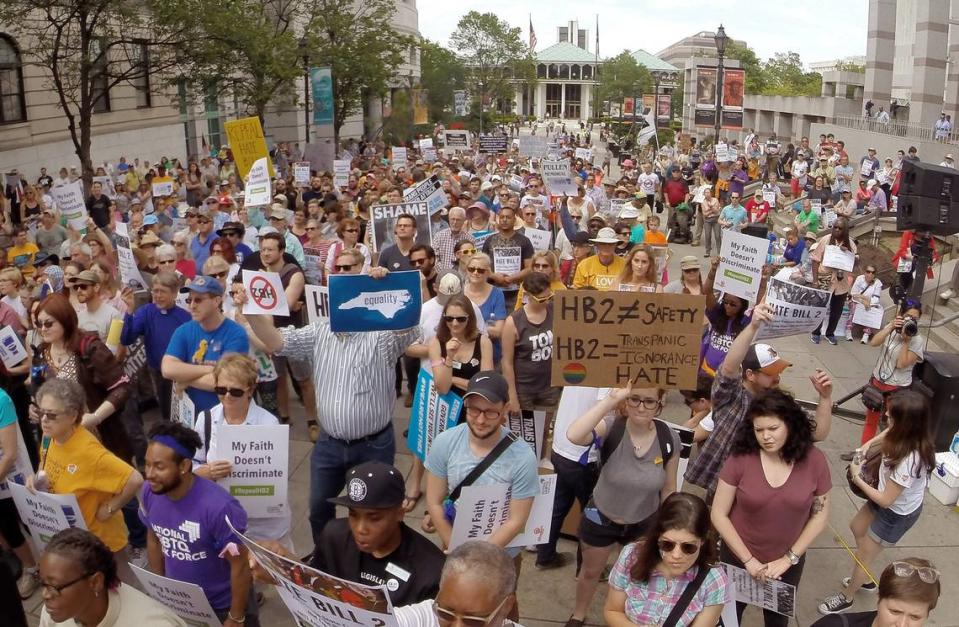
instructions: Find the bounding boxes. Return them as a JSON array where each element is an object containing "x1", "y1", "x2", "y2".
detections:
[{"x1": 868, "y1": 502, "x2": 922, "y2": 547}]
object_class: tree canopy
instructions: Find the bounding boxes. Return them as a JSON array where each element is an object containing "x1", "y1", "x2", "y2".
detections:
[
  {"x1": 724, "y1": 43, "x2": 821, "y2": 97},
  {"x1": 419, "y1": 39, "x2": 466, "y2": 121},
  {"x1": 596, "y1": 51, "x2": 653, "y2": 109},
  {"x1": 450, "y1": 11, "x2": 534, "y2": 109}
]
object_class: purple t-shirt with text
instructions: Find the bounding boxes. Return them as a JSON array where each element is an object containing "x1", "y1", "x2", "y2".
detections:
[{"x1": 700, "y1": 303, "x2": 751, "y2": 376}]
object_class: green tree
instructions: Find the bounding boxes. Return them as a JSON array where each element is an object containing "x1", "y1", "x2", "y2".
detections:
[
  {"x1": 450, "y1": 11, "x2": 531, "y2": 114},
  {"x1": 595, "y1": 51, "x2": 652, "y2": 113},
  {"x1": 835, "y1": 60, "x2": 866, "y2": 73},
  {"x1": 419, "y1": 40, "x2": 466, "y2": 121},
  {"x1": 382, "y1": 88, "x2": 413, "y2": 144},
  {"x1": 762, "y1": 52, "x2": 822, "y2": 97},
  {"x1": 0, "y1": 0, "x2": 184, "y2": 185}
]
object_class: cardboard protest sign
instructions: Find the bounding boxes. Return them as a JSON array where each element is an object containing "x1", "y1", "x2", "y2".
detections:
[
  {"x1": 228, "y1": 518, "x2": 398, "y2": 626},
  {"x1": 406, "y1": 368, "x2": 464, "y2": 460},
  {"x1": 245, "y1": 157, "x2": 272, "y2": 207},
  {"x1": 449, "y1": 474, "x2": 557, "y2": 550},
  {"x1": 369, "y1": 201, "x2": 432, "y2": 253},
  {"x1": 523, "y1": 227, "x2": 551, "y2": 251},
  {"x1": 404, "y1": 175, "x2": 448, "y2": 215},
  {"x1": 724, "y1": 563, "x2": 796, "y2": 618},
  {"x1": 0, "y1": 325, "x2": 28, "y2": 369},
  {"x1": 328, "y1": 271, "x2": 422, "y2": 333},
  {"x1": 715, "y1": 230, "x2": 768, "y2": 302},
  {"x1": 304, "y1": 285, "x2": 330, "y2": 325},
  {"x1": 333, "y1": 159, "x2": 351, "y2": 188},
  {"x1": 763, "y1": 191, "x2": 777, "y2": 205},
  {"x1": 392, "y1": 147, "x2": 408, "y2": 168},
  {"x1": 242, "y1": 270, "x2": 291, "y2": 317},
  {"x1": 507, "y1": 411, "x2": 546, "y2": 459},
  {"x1": 0, "y1": 423, "x2": 33, "y2": 499},
  {"x1": 294, "y1": 162, "x2": 311, "y2": 187},
  {"x1": 822, "y1": 245, "x2": 856, "y2": 272},
  {"x1": 131, "y1": 565, "x2": 221, "y2": 627},
  {"x1": 444, "y1": 130, "x2": 470, "y2": 149},
  {"x1": 755, "y1": 278, "x2": 830, "y2": 340},
  {"x1": 852, "y1": 302, "x2": 884, "y2": 329},
  {"x1": 551, "y1": 291, "x2": 705, "y2": 389},
  {"x1": 479, "y1": 135, "x2": 509, "y2": 153},
  {"x1": 215, "y1": 424, "x2": 289, "y2": 518},
  {"x1": 8, "y1": 483, "x2": 87, "y2": 552},
  {"x1": 50, "y1": 181, "x2": 87, "y2": 230},
  {"x1": 519, "y1": 136, "x2": 548, "y2": 158},
  {"x1": 225, "y1": 116, "x2": 275, "y2": 178},
  {"x1": 151, "y1": 179, "x2": 174, "y2": 197},
  {"x1": 541, "y1": 159, "x2": 578, "y2": 196},
  {"x1": 113, "y1": 223, "x2": 149, "y2": 291}
]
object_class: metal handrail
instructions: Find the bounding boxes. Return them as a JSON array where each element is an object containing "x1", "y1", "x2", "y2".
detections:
[{"x1": 831, "y1": 114, "x2": 959, "y2": 145}]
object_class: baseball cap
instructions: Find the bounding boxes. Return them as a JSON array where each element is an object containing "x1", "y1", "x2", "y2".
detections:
[
  {"x1": 180, "y1": 275, "x2": 225, "y2": 296},
  {"x1": 67, "y1": 269, "x2": 99, "y2": 285},
  {"x1": 679, "y1": 255, "x2": 701, "y2": 271},
  {"x1": 803, "y1": 231, "x2": 817, "y2": 241},
  {"x1": 143, "y1": 214, "x2": 159, "y2": 226},
  {"x1": 435, "y1": 271, "x2": 463, "y2": 306},
  {"x1": 742, "y1": 343, "x2": 791, "y2": 376},
  {"x1": 268, "y1": 205, "x2": 288, "y2": 220},
  {"x1": 328, "y1": 462, "x2": 404, "y2": 510},
  {"x1": 463, "y1": 371, "x2": 509, "y2": 404},
  {"x1": 257, "y1": 226, "x2": 279, "y2": 237},
  {"x1": 480, "y1": 181, "x2": 494, "y2": 192}
]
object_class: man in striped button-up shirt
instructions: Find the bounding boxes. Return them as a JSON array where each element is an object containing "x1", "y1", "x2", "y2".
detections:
[{"x1": 242, "y1": 266, "x2": 417, "y2": 547}]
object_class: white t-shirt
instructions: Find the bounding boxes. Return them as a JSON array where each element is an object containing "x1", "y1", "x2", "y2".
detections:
[
  {"x1": 417, "y1": 297, "x2": 487, "y2": 372},
  {"x1": 1, "y1": 295, "x2": 26, "y2": 320},
  {"x1": 552, "y1": 386, "x2": 605, "y2": 464},
  {"x1": 637, "y1": 173, "x2": 659, "y2": 196},
  {"x1": 699, "y1": 411, "x2": 714, "y2": 433},
  {"x1": 872, "y1": 332, "x2": 924, "y2": 387},
  {"x1": 878, "y1": 450, "x2": 928, "y2": 515},
  {"x1": 395, "y1": 600, "x2": 524, "y2": 627},
  {"x1": 77, "y1": 302, "x2": 120, "y2": 341}
]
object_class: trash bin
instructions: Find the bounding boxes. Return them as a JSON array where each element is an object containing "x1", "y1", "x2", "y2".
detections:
[{"x1": 913, "y1": 352, "x2": 959, "y2": 451}]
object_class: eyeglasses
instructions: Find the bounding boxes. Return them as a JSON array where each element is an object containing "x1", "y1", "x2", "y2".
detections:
[
  {"x1": 37, "y1": 409, "x2": 67, "y2": 422},
  {"x1": 467, "y1": 267, "x2": 488, "y2": 274},
  {"x1": 529, "y1": 291, "x2": 554, "y2": 303},
  {"x1": 730, "y1": 195, "x2": 740, "y2": 200},
  {"x1": 214, "y1": 386, "x2": 247, "y2": 398},
  {"x1": 459, "y1": 249, "x2": 476, "y2": 255},
  {"x1": 443, "y1": 315, "x2": 469, "y2": 324},
  {"x1": 209, "y1": 271, "x2": 228, "y2": 279},
  {"x1": 464, "y1": 406, "x2": 502, "y2": 420},
  {"x1": 433, "y1": 595, "x2": 511, "y2": 627},
  {"x1": 37, "y1": 319, "x2": 57, "y2": 329},
  {"x1": 411, "y1": 258, "x2": 428, "y2": 267},
  {"x1": 334, "y1": 264, "x2": 355, "y2": 271},
  {"x1": 625, "y1": 396, "x2": 663, "y2": 410},
  {"x1": 39, "y1": 571, "x2": 94, "y2": 598},
  {"x1": 344, "y1": 228, "x2": 359, "y2": 233},
  {"x1": 891, "y1": 561, "x2": 940, "y2": 583},
  {"x1": 658, "y1": 539, "x2": 701, "y2": 555},
  {"x1": 71, "y1": 284, "x2": 92, "y2": 292}
]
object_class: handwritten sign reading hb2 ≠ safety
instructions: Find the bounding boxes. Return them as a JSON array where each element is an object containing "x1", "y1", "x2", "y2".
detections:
[{"x1": 550, "y1": 291, "x2": 705, "y2": 389}]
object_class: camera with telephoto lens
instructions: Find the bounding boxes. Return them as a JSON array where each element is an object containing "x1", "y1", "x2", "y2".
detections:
[{"x1": 901, "y1": 315, "x2": 919, "y2": 337}]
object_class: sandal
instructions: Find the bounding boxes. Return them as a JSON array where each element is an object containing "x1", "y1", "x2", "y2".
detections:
[
  {"x1": 402, "y1": 490, "x2": 422, "y2": 513},
  {"x1": 421, "y1": 512, "x2": 436, "y2": 534}
]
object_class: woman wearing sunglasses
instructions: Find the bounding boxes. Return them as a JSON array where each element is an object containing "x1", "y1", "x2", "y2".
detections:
[
  {"x1": 813, "y1": 558, "x2": 941, "y2": 627},
  {"x1": 193, "y1": 353, "x2": 292, "y2": 549},
  {"x1": 712, "y1": 389, "x2": 831, "y2": 627},
  {"x1": 605, "y1": 493, "x2": 729, "y2": 627},
  {"x1": 430, "y1": 295, "x2": 492, "y2": 399},
  {"x1": 324, "y1": 217, "x2": 371, "y2": 277},
  {"x1": 819, "y1": 390, "x2": 934, "y2": 617},
  {"x1": 512, "y1": 251, "x2": 565, "y2": 311},
  {"x1": 37, "y1": 528, "x2": 185, "y2": 627},
  {"x1": 462, "y1": 253, "x2": 506, "y2": 350},
  {"x1": 452, "y1": 240, "x2": 477, "y2": 283},
  {"x1": 564, "y1": 380, "x2": 680, "y2": 627}
]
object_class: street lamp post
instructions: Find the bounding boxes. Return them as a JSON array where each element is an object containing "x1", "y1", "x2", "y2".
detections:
[
  {"x1": 713, "y1": 24, "x2": 728, "y2": 144},
  {"x1": 478, "y1": 81, "x2": 484, "y2": 136},
  {"x1": 299, "y1": 38, "x2": 310, "y2": 143}
]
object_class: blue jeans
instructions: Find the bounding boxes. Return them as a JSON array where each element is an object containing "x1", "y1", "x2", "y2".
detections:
[{"x1": 309, "y1": 425, "x2": 395, "y2": 548}]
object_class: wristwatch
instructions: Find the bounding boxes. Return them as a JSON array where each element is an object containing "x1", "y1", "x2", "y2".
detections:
[{"x1": 786, "y1": 549, "x2": 800, "y2": 565}]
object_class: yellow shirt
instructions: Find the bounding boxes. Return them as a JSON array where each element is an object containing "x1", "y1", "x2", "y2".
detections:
[
  {"x1": 7, "y1": 242, "x2": 39, "y2": 277},
  {"x1": 513, "y1": 279, "x2": 566, "y2": 310},
  {"x1": 44, "y1": 427, "x2": 134, "y2": 551},
  {"x1": 572, "y1": 255, "x2": 626, "y2": 291}
]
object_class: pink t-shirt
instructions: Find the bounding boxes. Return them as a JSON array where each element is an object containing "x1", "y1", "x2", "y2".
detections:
[{"x1": 720, "y1": 448, "x2": 831, "y2": 563}]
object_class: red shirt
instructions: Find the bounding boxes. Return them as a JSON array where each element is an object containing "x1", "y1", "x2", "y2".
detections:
[
  {"x1": 744, "y1": 198, "x2": 770, "y2": 223},
  {"x1": 663, "y1": 178, "x2": 689, "y2": 207}
]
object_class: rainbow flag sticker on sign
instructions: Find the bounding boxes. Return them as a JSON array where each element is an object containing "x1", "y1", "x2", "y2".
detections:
[{"x1": 562, "y1": 363, "x2": 588, "y2": 384}]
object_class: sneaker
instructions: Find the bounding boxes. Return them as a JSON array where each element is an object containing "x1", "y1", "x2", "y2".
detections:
[
  {"x1": 129, "y1": 547, "x2": 148, "y2": 568},
  {"x1": 811, "y1": 334, "x2": 821, "y2": 344},
  {"x1": 536, "y1": 552, "x2": 572, "y2": 570},
  {"x1": 939, "y1": 288, "x2": 955, "y2": 301},
  {"x1": 842, "y1": 577, "x2": 877, "y2": 593},
  {"x1": 17, "y1": 567, "x2": 39, "y2": 599},
  {"x1": 825, "y1": 335, "x2": 838, "y2": 345},
  {"x1": 818, "y1": 593, "x2": 854, "y2": 615},
  {"x1": 861, "y1": 335, "x2": 870, "y2": 345},
  {"x1": 846, "y1": 334, "x2": 854, "y2": 342}
]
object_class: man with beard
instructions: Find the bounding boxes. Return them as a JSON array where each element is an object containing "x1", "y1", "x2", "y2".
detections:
[
  {"x1": 69, "y1": 270, "x2": 120, "y2": 340},
  {"x1": 141, "y1": 422, "x2": 257, "y2": 627},
  {"x1": 481, "y1": 206, "x2": 534, "y2": 311}
]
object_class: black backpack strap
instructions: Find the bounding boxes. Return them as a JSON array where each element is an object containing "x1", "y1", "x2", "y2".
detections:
[
  {"x1": 203, "y1": 409, "x2": 213, "y2": 455},
  {"x1": 599, "y1": 417, "x2": 627, "y2": 466},
  {"x1": 448, "y1": 431, "x2": 518, "y2": 503},
  {"x1": 662, "y1": 564, "x2": 710, "y2": 627},
  {"x1": 653, "y1": 419, "x2": 675, "y2": 465}
]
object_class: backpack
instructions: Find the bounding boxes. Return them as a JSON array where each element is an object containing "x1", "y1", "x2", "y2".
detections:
[{"x1": 599, "y1": 417, "x2": 675, "y2": 468}]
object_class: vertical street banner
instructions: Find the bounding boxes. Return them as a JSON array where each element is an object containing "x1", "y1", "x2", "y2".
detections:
[
  {"x1": 132, "y1": 565, "x2": 221, "y2": 627},
  {"x1": 369, "y1": 201, "x2": 432, "y2": 253},
  {"x1": 695, "y1": 66, "x2": 718, "y2": 127},
  {"x1": 328, "y1": 271, "x2": 422, "y2": 333},
  {"x1": 453, "y1": 90, "x2": 468, "y2": 116},
  {"x1": 448, "y1": 475, "x2": 558, "y2": 550},
  {"x1": 412, "y1": 88, "x2": 429, "y2": 125},
  {"x1": 551, "y1": 291, "x2": 705, "y2": 389},
  {"x1": 227, "y1": 519, "x2": 398, "y2": 627},
  {"x1": 715, "y1": 230, "x2": 768, "y2": 303},
  {"x1": 50, "y1": 180, "x2": 87, "y2": 231},
  {"x1": 225, "y1": 116, "x2": 275, "y2": 178},
  {"x1": 721, "y1": 68, "x2": 745, "y2": 129},
  {"x1": 623, "y1": 97, "x2": 635, "y2": 117},
  {"x1": 657, "y1": 94, "x2": 672, "y2": 124},
  {"x1": 8, "y1": 483, "x2": 87, "y2": 552},
  {"x1": 756, "y1": 277, "x2": 831, "y2": 340},
  {"x1": 406, "y1": 368, "x2": 464, "y2": 461},
  {"x1": 215, "y1": 424, "x2": 290, "y2": 518},
  {"x1": 642, "y1": 94, "x2": 655, "y2": 114},
  {"x1": 310, "y1": 66, "x2": 335, "y2": 127},
  {"x1": 113, "y1": 223, "x2": 149, "y2": 291}
]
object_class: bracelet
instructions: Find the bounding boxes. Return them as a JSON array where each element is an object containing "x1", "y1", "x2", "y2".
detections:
[
  {"x1": 430, "y1": 359, "x2": 445, "y2": 368},
  {"x1": 744, "y1": 556, "x2": 755, "y2": 565},
  {"x1": 227, "y1": 612, "x2": 246, "y2": 624}
]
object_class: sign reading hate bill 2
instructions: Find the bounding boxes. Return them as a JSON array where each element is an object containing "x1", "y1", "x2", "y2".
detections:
[{"x1": 551, "y1": 291, "x2": 705, "y2": 389}]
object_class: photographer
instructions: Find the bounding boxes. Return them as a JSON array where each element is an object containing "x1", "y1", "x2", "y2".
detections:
[{"x1": 845, "y1": 300, "x2": 924, "y2": 459}]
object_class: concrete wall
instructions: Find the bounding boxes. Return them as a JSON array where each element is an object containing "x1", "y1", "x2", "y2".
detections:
[{"x1": 810, "y1": 121, "x2": 956, "y2": 164}]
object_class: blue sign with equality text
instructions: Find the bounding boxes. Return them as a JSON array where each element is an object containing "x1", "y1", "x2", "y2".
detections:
[{"x1": 328, "y1": 271, "x2": 422, "y2": 332}]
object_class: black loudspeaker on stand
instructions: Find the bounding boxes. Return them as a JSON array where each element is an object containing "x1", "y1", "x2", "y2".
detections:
[
  {"x1": 896, "y1": 160, "x2": 959, "y2": 235},
  {"x1": 912, "y1": 353, "x2": 959, "y2": 452}
]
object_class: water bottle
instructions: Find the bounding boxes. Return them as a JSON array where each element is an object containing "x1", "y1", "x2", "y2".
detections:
[{"x1": 950, "y1": 431, "x2": 959, "y2": 455}]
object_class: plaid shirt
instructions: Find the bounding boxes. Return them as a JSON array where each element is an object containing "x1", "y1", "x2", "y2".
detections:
[
  {"x1": 610, "y1": 543, "x2": 730, "y2": 627},
  {"x1": 684, "y1": 367, "x2": 751, "y2": 498},
  {"x1": 433, "y1": 228, "x2": 474, "y2": 271}
]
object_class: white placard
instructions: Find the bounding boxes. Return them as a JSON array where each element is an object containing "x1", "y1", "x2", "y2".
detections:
[
  {"x1": 419, "y1": 137, "x2": 434, "y2": 150},
  {"x1": 715, "y1": 143, "x2": 730, "y2": 162},
  {"x1": 304, "y1": 285, "x2": 330, "y2": 324},
  {"x1": 723, "y1": 563, "x2": 796, "y2": 618},
  {"x1": 756, "y1": 278, "x2": 831, "y2": 340},
  {"x1": 822, "y1": 245, "x2": 855, "y2": 272},
  {"x1": 50, "y1": 180, "x2": 88, "y2": 230},
  {"x1": 293, "y1": 162, "x2": 311, "y2": 187},
  {"x1": 333, "y1": 159, "x2": 351, "y2": 188},
  {"x1": 173, "y1": 387, "x2": 196, "y2": 428},
  {"x1": 8, "y1": 482, "x2": 87, "y2": 552},
  {"x1": 574, "y1": 147, "x2": 593, "y2": 163},
  {"x1": 444, "y1": 130, "x2": 470, "y2": 150},
  {"x1": 449, "y1": 474, "x2": 557, "y2": 550},
  {"x1": 131, "y1": 564, "x2": 222, "y2": 627},
  {"x1": 852, "y1": 303, "x2": 884, "y2": 329},
  {"x1": 113, "y1": 223, "x2": 149, "y2": 291},
  {"x1": 242, "y1": 270, "x2": 291, "y2": 316},
  {"x1": 392, "y1": 147, "x2": 408, "y2": 168},
  {"x1": 151, "y1": 180, "x2": 174, "y2": 197},
  {"x1": 215, "y1": 424, "x2": 289, "y2": 518},
  {"x1": 823, "y1": 209, "x2": 838, "y2": 229},
  {"x1": 762, "y1": 191, "x2": 777, "y2": 205},
  {"x1": 896, "y1": 258, "x2": 912, "y2": 273},
  {"x1": 0, "y1": 325, "x2": 28, "y2": 369},
  {"x1": 0, "y1": 423, "x2": 33, "y2": 499},
  {"x1": 715, "y1": 230, "x2": 768, "y2": 302},
  {"x1": 523, "y1": 227, "x2": 551, "y2": 251},
  {"x1": 423, "y1": 147, "x2": 438, "y2": 163},
  {"x1": 541, "y1": 159, "x2": 578, "y2": 196},
  {"x1": 244, "y1": 157, "x2": 272, "y2": 207},
  {"x1": 492, "y1": 247, "x2": 522, "y2": 276}
]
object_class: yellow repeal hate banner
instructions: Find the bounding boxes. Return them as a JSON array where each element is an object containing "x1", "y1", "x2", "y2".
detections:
[{"x1": 224, "y1": 117, "x2": 275, "y2": 179}]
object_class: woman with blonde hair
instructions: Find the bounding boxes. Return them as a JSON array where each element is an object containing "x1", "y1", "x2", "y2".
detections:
[
  {"x1": 612, "y1": 245, "x2": 663, "y2": 293},
  {"x1": 513, "y1": 250, "x2": 565, "y2": 310}
]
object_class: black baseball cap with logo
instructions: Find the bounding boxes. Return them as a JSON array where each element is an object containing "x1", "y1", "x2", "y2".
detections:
[
  {"x1": 328, "y1": 462, "x2": 404, "y2": 509},
  {"x1": 463, "y1": 371, "x2": 509, "y2": 404}
]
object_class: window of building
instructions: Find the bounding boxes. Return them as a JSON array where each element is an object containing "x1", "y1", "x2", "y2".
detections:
[
  {"x1": 0, "y1": 34, "x2": 26, "y2": 123},
  {"x1": 90, "y1": 38, "x2": 110, "y2": 113},
  {"x1": 131, "y1": 40, "x2": 151, "y2": 108},
  {"x1": 176, "y1": 78, "x2": 188, "y2": 116},
  {"x1": 571, "y1": 64, "x2": 580, "y2": 80},
  {"x1": 559, "y1": 27, "x2": 568, "y2": 43},
  {"x1": 577, "y1": 30, "x2": 587, "y2": 50},
  {"x1": 548, "y1": 64, "x2": 558, "y2": 79},
  {"x1": 583, "y1": 65, "x2": 593, "y2": 79},
  {"x1": 559, "y1": 64, "x2": 569, "y2": 79},
  {"x1": 537, "y1": 64, "x2": 546, "y2": 79}
]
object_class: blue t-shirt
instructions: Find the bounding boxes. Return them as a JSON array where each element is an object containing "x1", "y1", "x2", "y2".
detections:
[
  {"x1": 164, "y1": 318, "x2": 249, "y2": 411},
  {"x1": 0, "y1": 389, "x2": 16, "y2": 428},
  {"x1": 719, "y1": 204, "x2": 748, "y2": 230},
  {"x1": 477, "y1": 288, "x2": 506, "y2": 361},
  {"x1": 121, "y1": 303, "x2": 192, "y2": 370},
  {"x1": 140, "y1": 476, "x2": 247, "y2": 610}
]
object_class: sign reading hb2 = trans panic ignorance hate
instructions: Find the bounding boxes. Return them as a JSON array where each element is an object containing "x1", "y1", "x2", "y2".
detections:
[
  {"x1": 328, "y1": 270, "x2": 422, "y2": 333},
  {"x1": 551, "y1": 291, "x2": 705, "y2": 389},
  {"x1": 370, "y1": 201, "x2": 433, "y2": 253}
]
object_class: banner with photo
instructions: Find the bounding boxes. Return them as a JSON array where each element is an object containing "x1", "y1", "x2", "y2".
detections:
[
  {"x1": 756, "y1": 277, "x2": 831, "y2": 340},
  {"x1": 695, "y1": 66, "x2": 718, "y2": 127},
  {"x1": 412, "y1": 88, "x2": 429, "y2": 125},
  {"x1": 656, "y1": 94, "x2": 672, "y2": 124},
  {"x1": 311, "y1": 66, "x2": 335, "y2": 127},
  {"x1": 622, "y1": 97, "x2": 635, "y2": 117},
  {"x1": 369, "y1": 201, "x2": 432, "y2": 253}
]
